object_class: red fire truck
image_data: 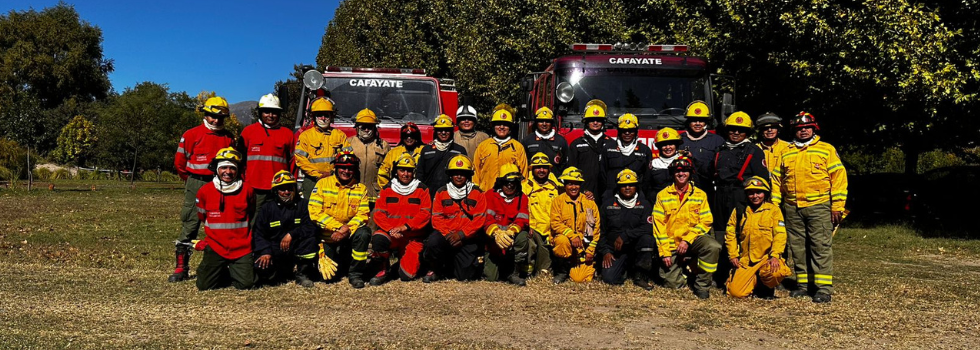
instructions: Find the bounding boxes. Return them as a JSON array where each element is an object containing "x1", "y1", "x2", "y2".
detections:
[{"x1": 520, "y1": 43, "x2": 735, "y2": 148}]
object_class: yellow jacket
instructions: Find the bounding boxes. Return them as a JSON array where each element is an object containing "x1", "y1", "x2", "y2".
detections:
[
  {"x1": 725, "y1": 201, "x2": 786, "y2": 265},
  {"x1": 377, "y1": 145, "x2": 422, "y2": 190},
  {"x1": 308, "y1": 176, "x2": 370, "y2": 237},
  {"x1": 295, "y1": 128, "x2": 350, "y2": 178},
  {"x1": 757, "y1": 138, "x2": 791, "y2": 176},
  {"x1": 473, "y1": 138, "x2": 527, "y2": 192},
  {"x1": 347, "y1": 135, "x2": 391, "y2": 201},
  {"x1": 652, "y1": 184, "x2": 713, "y2": 258},
  {"x1": 523, "y1": 177, "x2": 562, "y2": 237},
  {"x1": 772, "y1": 136, "x2": 848, "y2": 211},
  {"x1": 549, "y1": 193, "x2": 601, "y2": 257}
]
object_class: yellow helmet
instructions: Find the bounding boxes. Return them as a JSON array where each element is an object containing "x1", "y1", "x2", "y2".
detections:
[
  {"x1": 743, "y1": 175, "x2": 771, "y2": 192},
  {"x1": 433, "y1": 114, "x2": 454, "y2": 129},
  {"x1": 534, "y1": 107, "x2": 555, "y2": 121},
  {"x1": 616, "y1": 169, "x2": 639, "y2": 185},
  {"x1": 530, "y1": 152, "x2": 552, "y2": 168},
  {"x1": 725, "y1": 111, "x2": 753, "y2": 129},
  {"x1": 270, "y1": 170, "x2": 297, "y2": 188},
  {"x1": 446, "y1": 154, "x2": 474, "y2": 173},
  {"x1": 584, "y1": 99, "x2": 606, "y2": 119},
  {"x1": 355, "y1": 109, "x2": 379, "y2": 124},
  {"x1": 685, "y1": 100, "x2": 711, "y2": 119},
  {"x1": 201, "y1": 96, "x2": 230, "y2": 116},
  {"x1": 310, "y1": 97, "x2": 336, "y2": 113},
  {"x1": 655, "y1": 127, "x2": 681, "y2": 145},
  {"x1": 208, "y1": 147, "x2": 242, "y2": 172},
  {"x1": 559, "y1": 166, "x2": 585, "y2": 183},
  {"x1": 497, "y1": 163, "x2": 523, "y2": 182},
  {"x1": 394, "y1": 153, "x2": 417, "y2": 170},
  {"x1": 491, "y1": 104, "x2": 516, "y2": 124},
  {"x1": 618, "y1": 113, "x2": 638, "y2": 129}
]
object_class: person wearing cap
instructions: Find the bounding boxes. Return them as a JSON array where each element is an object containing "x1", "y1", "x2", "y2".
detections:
[
  {"x1": 598, "y1": 169, "x2": 656, "y2": 289},
  {"x1": 377, "y1": 122, "x2": 424, "y2": 190},
  {"x1": 724, "y1": 176, "x2": 790, "y2": 299},
  {"x1": 473, "y1": 104, "x2": 528, "y2": 192},
  {"x1": 568, "y1": 99, "x2": 612, "y2": 198},
  {"x1": 295, "y1": 97, "x2": 351, "y2": 199},
  {"x1": 308, "y1": 149, "x2": 371, "y2": 288},
  {"x1": 417, "y1": 114, "x2": 467, "y2": 197},
  {"x1": 680, "y1": 100, "x2": 725, "y2": 210},
  {"x1": 652, "y1": 156, "x2": 721, "y2": 299},
  {"x1": 521, "y1": 107, "x2": 569, "y2": 175},
  {"x1": 600, "y1": 113, "x2": 652, "y2": 200},
  {"x1": 549, "y1": 167, "x2": 601, "y2": 284},
  {"x1": 191, "y1": 148, "x2": 257, "y2": 290},
  {"x1": 771, "y1": 112, "x2": 847, "y2": 303},
  {"x1": 711, "y1": 112, "x2": 768, "y2": 288},
  {"x1": 346, "y1": 108, "x2": 391, "y2": 204},
  {"x1": 251, "y1": 170, "x2": 319, "y2": 288},
  {"x1": 423, "y1": 154, "x2": 488, "y2": 282},
  {"x1": 755, "y1": 112, "x2": 790, "y2": 176},
  {"x1": 453, "y1": 105, "x2": 490, "y2": 158},
  {"x1": 237, "y1": 94, "x2": 295, "y2": 219},
  {"x1": 482, "y1": 164, "x2": 531, "y2": 286},
  {"x1": 370, "y1": 153, "x2": 432, "y2": 285},
  {"x1": 169, "y1": 96, "x2": 235, "y2": 283},
  {"x1": 645, "y1": 127, "x2": 682, "y2": 199},
  {"x1": 523, "y1": 152, "x2": 563, "y2": 276}
]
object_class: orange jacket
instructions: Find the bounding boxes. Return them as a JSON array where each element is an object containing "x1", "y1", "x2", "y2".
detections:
[
  {"x1": 431, "y1": 185, "x2": 487, "y2": 239},
  {"x1": 374, "y1": 184, "x2": 432, "y2": 239}
]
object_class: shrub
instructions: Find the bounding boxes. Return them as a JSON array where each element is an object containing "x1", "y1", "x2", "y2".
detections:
[
  {"x1": 53, "y1": 169, "x2": 72, "y2": 180},
  {"x1": 33, "y1": 168, "x2": 53, "y2": 181},
  {"x1": 160, "y1": 171, "x2": 181, "y2": 182},
  {"x1": 0, "y1": 166, "x2": 14, "y2": 182}
]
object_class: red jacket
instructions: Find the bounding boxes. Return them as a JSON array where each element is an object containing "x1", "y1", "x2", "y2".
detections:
[
  {"x1": 374, "y1": 184, "x2": 432, "y2": 239},
  {"x1": 432, "y1": 186, "x2": 487, "y2": 239},
  {"x1": 484, "y1": 190, "x2": 529, "y2": 232},
  {"x1": 238, "y1": 123, "x2": 294, "y2": 190},
  {"x1": 175, "y1": 124, "x2": 235, "y2": 179},
  {"x1": 196, "y1": 182, "x2": 255, "y2": 259}
]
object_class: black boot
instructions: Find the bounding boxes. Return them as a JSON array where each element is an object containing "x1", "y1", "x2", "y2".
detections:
[
  {"x1": 167, "y1": 245, "x2": 190, "y2": 283},
  {"x1": 294, "y1": 258, "x2": 315, "y2": 288},
  {"x1": 507, "y1": 272, "x2": 527, "y2": 286},
  {"x1": 633, "y1": 276, "x2": 654, "y2": 291},
  {"x1": 552, "y1": 259, "x2": 569, "y2": 285}
]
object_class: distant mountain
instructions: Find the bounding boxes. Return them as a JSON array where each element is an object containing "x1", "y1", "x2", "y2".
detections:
[{"x1": 231, "y1": 101, "x2": 257, "y2": 125}]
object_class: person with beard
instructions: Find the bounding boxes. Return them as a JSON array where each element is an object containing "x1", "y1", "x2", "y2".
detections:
[
  {"x1": 521, "y1": 107, "x2": 569, "y2": 176},
  {"x1": 169, "y1": 96, "x2": 235, "y2": 283},
  {"x1": 482, "y1": 164, "x2": 531, "y2": 286},
  {"x1": 377, "y1": 123, "x2": 424, "y2": 190},
  {"x1": 251, "y1": 171, "x2": 318, "y2": 288},
  {"x1": 598, "y1": 169, "x2": 655, "y2": 290},
  {"x1": 522, "y1": 152, "x2": 562, "y2": 276},
  {"x1": 549, "y1": 167, "x2": 601, "y2": 284},
  {"x1": 473, "y1": 104, "x2": 527, "y2": 192},
  {"x1": 567, "y1": 100, "x2": 612, "y2": 198},
  {"x1": 679, "y1": 100, "x2": 724, "y2": 211},
  {"x1": 600, "y1": 113, "x2": 652, "y2": 200},
  {"x1": 453, "y1": 105, "x2": 489, "y2": 157},
  {"x1": 416, "y1": 114, "x2": 467, "y2": 197},
  {"x1": 308, "y1": 150, "x2": 371, "y2": 288},
  {"x1": 423, "y1": 155, "x2": 488, "y2": 282},
  {"x1": 370, "y1": 154, "x2": 432, "y2": 285},
  {"x1": 346, "y1": 108, "x2": 391, "y2": 205},
  {"x1": 295, "y1": 97, "x2": 350, "y2": 199},
  {"x1": 238, "y1": 94, "x2": 294, "y2": 218},
  {"x1": 645, "y1": 127, "x2": 682, "y2": 199}
]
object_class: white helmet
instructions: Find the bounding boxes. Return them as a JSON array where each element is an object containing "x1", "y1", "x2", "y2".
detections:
[
  {"x1": 456, "y1": 105, "x2": 477, "y2": 120},
  {"x1": 258, "y1": 93, "x2": 282, "y2": 110}
]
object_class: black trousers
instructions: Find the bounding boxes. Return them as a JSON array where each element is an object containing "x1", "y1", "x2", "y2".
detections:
[
  {"x1": 600, "y1": 234, "x2": 655, "y2": 285},
  {"x1": 423, "y1": 231, "x2": 483, "y2": 281}
]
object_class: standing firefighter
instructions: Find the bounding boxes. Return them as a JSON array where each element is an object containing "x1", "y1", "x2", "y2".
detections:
[
  {"x1": 377, "y1": 123, "x2": 424, "y2": 190},
  {"x1": 169, "y1": 96, "x2": 235, "y2": 283},
  {"x1": 252, "y1": 171, "x2": 318, "y2": 288},
  {"x1": 725, "y1": 176, "x2": 791, "y2": 298},
  {"x1": 645, "y1": 127, "x2": 682, "y2": 199},
  {"x1": 346, "y1": 108, "x2": 391, "y2": 204},
  {"x1": 417, "y1": 114, "x2": 467, "y2": 196},
  {"x1": 371, "y1": 153, "x2": 432, "y2": 285},
  {"x1": 424, "y1": 155, "x2": 488, "y2": 282},
  {"x1": 521, "y1": 107, "x2": 569, "y2": 175},
  {"x1": 308, "y1": 150, "x2": 371, "y2": 288},
  {"x1": 568, "y1": 100, "x2": 612, "y2": 198},
  {"x1": 772, "y1": 112, "x2": 847, "y2": 303},
  {"x1": 453, "y1": 105, "x2": 490, "y2": 157},
  {"x1": 652, "y1": 156, "x2": 721, "y2": 299},
  {"x1": 473, "y1": 104, "x2": 527, "y2": 192},
  {"x1": 483, "y1": 164, "x2": 531, "y2": 286},
  {"x1": 680, "y1": 101, "x2": 724, "y2": 207},
  {"x1": 238, "y1": 94, "x2": 294, "y2": 215},
  {"x1": 598, "y1": 169, "x2": 655, "y2": 290},
  {"x1": 549, "y1": 167, "x2": 601, "y2": 284},
  {"x1": 601, "y1": 113, "x2": 652, "y2": 198},
  {"x1": 523, "y1": 152, "x2": 562, "y2": 276},
  {"x1": 295, "y1": 97, "x2": 350, "y2": 199},
  {"x1": 755, "y1": 112, "x2": 790, "y2": 175}
]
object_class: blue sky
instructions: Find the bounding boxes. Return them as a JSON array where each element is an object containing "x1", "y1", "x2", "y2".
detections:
[{"x1": 6, "y1": 0, "x2": 341, "y2": 103}]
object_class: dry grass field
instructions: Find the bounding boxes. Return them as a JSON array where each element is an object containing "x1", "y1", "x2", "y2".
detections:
[{"x1": 1, "y1": 181, "x2": 978, "y2": 349}]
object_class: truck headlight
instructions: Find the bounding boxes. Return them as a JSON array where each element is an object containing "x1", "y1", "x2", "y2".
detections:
[{"x1": 556, "y1": 82, "x2": 574, "y2": 103}]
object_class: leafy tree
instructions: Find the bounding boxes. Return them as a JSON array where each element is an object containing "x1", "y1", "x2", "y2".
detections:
[
  {"x1": 53, "y1": 115, "x2": 97, "y2": 167},
  {"x1": 272, "y1": 64, "x2": 309, "y2": 129}
]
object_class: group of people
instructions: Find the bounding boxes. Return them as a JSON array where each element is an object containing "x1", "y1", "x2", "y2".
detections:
[{"x1": 168, "y1": 94, "x2": 847, "y2": 303}]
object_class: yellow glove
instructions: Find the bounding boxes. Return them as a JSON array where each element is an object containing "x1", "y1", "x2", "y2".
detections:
[
  {"x1": 486, "y1": 224, "x2": 501, "y2": 237},
  {"x1": 317, "y1": 243, "x2": 338, "y2": 280},
  {"x1": 505, "y1": 225, "x2": 520, "y2": 237},
  {"x1": 493, "y1": 230, "x2": 514, "y2": 249}
]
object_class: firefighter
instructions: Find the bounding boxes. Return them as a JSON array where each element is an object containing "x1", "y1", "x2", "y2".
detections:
[
  {"x1": 192, "y1": 148, "x2": 256, "y2": 291},
  {"x1": 377, "y1": 122, "x2": 424, "y2": 190},
  {"x1": 772, "y1": 112, "x2": 847, "y2": 303},
  {"x1": 169, "y1": 96, "x2": 235, "y2": 283},
  {"x1": 483, "y1": 164, "x2": 531, "y2": 286},
  {"x1": 755, "y1": 112, "x2": 790, "y2": 177},
  {"x1": 549, "y1": 167, "x2": 601, "y2": 284},
  {"x1": 473, "y1": 104, "x2": 528, "y2": 192},
  {"x1": 568, "y1": 99, "x2": 612, "y2": 198},
  {"x1": 424, "y1": 154, "x2": 488, "y2": 282},
  {"x1": 523, "y1": 152, "x2": 562, "y2": 276},
  {"x1": 600, "y1": 113, "x2": 652, "y2": 199},
  {"x1": 371, "y1": 153, "x2": 432, "y2": 285},
  {"x1": 308, "y1": 149, "x2": 371, "y2": 288},
  {"x1": 598, "y1": 169, "x2": 655, "y2": 290},
  {"x1": 645, "y1": 127, "x2": 682, "y2": 199},
  {"x1": 346, "y1": 108, "x2": 391, "y2": 204},
  {"x1": 680, "y1": 100, "x2": 724, "y2": 209},
  {"x1": 453, "y1": 105, "x2": 490, "y2": 157},
  {"x1": 521, "y1": 107, "x2": 569, "y2": 176},
  {"x1": 712, "y1": 112, "x2": 768, "y2": 288},
  {"x1": 252, "y1": 171, "x2": 318, "y2": 288},
  {"x1": 237, "y1": 94, "x2": 294, "y2": 218},
  {"x1": 417, "y1": 114, "x2": 467, "y2": 196},
  {"x1": 724, "y1": 176, "x2": 790, "y2": 299},
  {"x1": 295, "y1": 97, "x2": 350, "y2": 199},
  {"x1": 652, "y1": 156, "x2": 721, "y2": 299}
]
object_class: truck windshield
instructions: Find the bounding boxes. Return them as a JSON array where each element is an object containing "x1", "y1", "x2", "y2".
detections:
[{"x1": 323, "y1": 77, "x2": 440, "y2": 124}]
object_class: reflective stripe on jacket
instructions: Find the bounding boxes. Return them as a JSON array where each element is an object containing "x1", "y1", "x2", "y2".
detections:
[
  {"x1": 307, "y1": 176, "x2": 369, "y2": 235},
  {"x1": 484, "y1": 190, "x2": 530, "y2": 233},
  {"x1": 549, "y1": 193, "x2": 601, "y2": 257},
  {"x1": 725, "y1": 201, "x2": 786, "y2": 265},
  {"x1": 431, "y1": 185, "x2": 487, "y2": 238},
  {"x1": 771, "y1": 136, "x2": 848, "y2": 211},
  {"x1": 239, "y1": 123, "x2": 294, "y2": 190},
  {"x1": 196, "y1": 182, "x2": 254, "y2": 259},
  {"x1": 374, "y1": 185, "x2": 432, "y2": 239},
  {"x1": 757, "y1": 138, "x2": 791, "y2": 175},
  {"x1": 652, "y1": 184, "x2": 713, "y2": 258},
  {"x1": 252, "y1": 199, "x2": 317, "y2": 257},
  {"x1": 175, "y1": 124, "x2": 234, "y2": 178},
  {"x1": 295, "y1": 128, "x2": 349, "y2": 179},
  {"x1": 473, "y1": 139, "x2": 528, "y2": 193},
  {"x1": 522, "y1": 177, "x2": 561, "y2": 236}
]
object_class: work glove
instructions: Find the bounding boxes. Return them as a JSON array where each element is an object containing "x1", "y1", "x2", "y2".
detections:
[
  {"x1": 493, "y1": 230, "x2": 514, "y2": 250},
  {"x1": 584, "y1": 208, "x2": 597, "y2": 238},
  {"x1": 192, "y1": 240, "x2": 206, "y2": 251},
  {"x1": 317, "y1": 243, "x2": 339, "y2": 280},
  {"x1": 504, "y1": 225, "x2": 520, "y2": 238}
]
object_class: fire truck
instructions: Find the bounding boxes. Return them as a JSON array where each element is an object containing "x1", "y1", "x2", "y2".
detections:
[
  {"x1": 520, "y1": 43, "x2": 735, "y2": 148},
  {"x1": 291, "y1": 66, "x2": 459, "y2": 144}
]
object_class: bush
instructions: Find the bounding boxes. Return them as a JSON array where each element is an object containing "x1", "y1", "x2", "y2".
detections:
[
  {"x1": 160, "y1": 171, "x2": 181, "y2": 182},
  {"x1": 53, "y1": 169, "x2": 72, "y2": 180},
  {"x1": 33, "y1": 168, "x2": 53, "y2": 181},
  {"x1": 0, "y1": 166, "x2": 14, "y2": 182}
]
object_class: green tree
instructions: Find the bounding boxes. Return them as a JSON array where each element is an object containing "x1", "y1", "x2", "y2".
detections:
[{"x1": 53, "y1": 115, "x2": 97, "y2": 167}]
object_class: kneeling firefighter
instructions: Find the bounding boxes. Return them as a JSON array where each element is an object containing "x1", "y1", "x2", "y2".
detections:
[
  {"x1": 598, "y1": 169, "x2": 655, "y2": 290},
  {"x1": 424, "y1": 155, "x2": 488, "y2": 282},
  {"x1": 371, "y1": 153, "x2": 433, "y2": 285},
  {"x1": 549, "y1": 167, "x2": 601, "y2": 284},
  {"x1": 483, "y1": 164, "x2": 531, "y2": 286},
  {"x1": 725, "y1": 176, "x2": 791, "y2": 298},
  {"x1": 252, "y1": 171, "x2": 318, "y2": 287}
]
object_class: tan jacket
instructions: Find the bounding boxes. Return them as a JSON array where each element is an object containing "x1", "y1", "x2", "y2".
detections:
[
  {"x1": 346, "y1": 135, "x2": 390, "y2": 201},
  {"x1": 453, "y1": 130, "x2": 489, "y2": 159}
]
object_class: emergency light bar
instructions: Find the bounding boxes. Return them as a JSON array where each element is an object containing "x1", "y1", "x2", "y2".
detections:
[
  {"x1": 325, "y1": 66, "x2": 426, "y2": 75},
  {"x1": 570, "y1": 43, "x2": 688, "y2": 53}
]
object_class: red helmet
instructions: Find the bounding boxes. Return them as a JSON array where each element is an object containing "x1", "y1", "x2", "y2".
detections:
[
  {"x1": 668, "y1": 156, "x2": 695, "y2": 174},
  {"x1": 790, "y1": 111, "x2": 819, "y2": 130},
  {"x1": 333, "y1": 148, "x2": 360, "y2": 168}
]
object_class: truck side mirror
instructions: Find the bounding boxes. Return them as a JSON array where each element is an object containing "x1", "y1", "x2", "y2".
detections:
[{"x1": 722, "y1": 93, "x2": 735, "y2": 119}]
